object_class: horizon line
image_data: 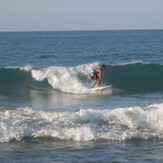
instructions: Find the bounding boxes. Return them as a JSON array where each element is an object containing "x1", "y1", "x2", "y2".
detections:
[{"x1": 0, "y1": 28, "x2": 163, "y2": 33}]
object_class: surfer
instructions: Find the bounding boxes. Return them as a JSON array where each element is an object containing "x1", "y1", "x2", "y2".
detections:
[{"x1": 89, "y1": 64, "x2": 106, "y2": 88}]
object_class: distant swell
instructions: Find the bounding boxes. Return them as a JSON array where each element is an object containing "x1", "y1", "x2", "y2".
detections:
[{"x1": 0, "y1": 63, "x2": 163, "y2": 95}]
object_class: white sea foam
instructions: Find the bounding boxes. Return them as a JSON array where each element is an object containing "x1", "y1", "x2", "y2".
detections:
[
  {"x1": 0, "y1": 103, "x2": 163, "y2": 143},
  {"x1": 31, "y1": 62, "x2": 100, "y2": 94}
]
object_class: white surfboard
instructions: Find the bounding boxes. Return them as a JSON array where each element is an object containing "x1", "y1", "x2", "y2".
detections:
[{"x1": 91, "y1": 85, "x2": 112, "y2": 91}]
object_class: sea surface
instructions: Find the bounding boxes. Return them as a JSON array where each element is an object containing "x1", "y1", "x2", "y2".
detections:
[{"x1": 0, "y1": 30, "x2": 163, "y2": 162}]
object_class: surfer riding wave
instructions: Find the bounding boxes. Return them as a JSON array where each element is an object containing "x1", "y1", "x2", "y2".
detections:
[{"x1": 88, "y1": 64, "x2": 106, "y2": 88}]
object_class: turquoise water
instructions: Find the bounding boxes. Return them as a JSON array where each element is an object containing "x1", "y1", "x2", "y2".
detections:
[{"x1": 0, "y1": 30, "x2": 163, "y2": 162}]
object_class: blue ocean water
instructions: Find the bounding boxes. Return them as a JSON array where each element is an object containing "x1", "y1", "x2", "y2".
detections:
[{"x1": 0, "y1": 30, "x2": 163, "y2": 162}]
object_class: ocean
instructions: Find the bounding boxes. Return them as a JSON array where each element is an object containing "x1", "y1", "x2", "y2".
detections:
[{"x1": 0, "y1": 30, "x2": 163, "y2": 162}]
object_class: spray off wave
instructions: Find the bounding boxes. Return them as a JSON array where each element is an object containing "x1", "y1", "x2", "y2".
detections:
[{"x1": 0, "y1": 103, "x2": 163, "y2": 143}]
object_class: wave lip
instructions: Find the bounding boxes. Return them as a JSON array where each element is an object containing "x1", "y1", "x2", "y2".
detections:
[
  {"x1": 0, "y1": 103, "x2": 162, "y2": 143},
  {"x1": 5, "y1": 65, "x2": 32, "y2": 71},
  {"x1": 116, "y1": 59, "x2": 148, "y2": 66}
]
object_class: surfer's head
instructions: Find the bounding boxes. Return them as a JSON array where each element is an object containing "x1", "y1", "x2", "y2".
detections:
[{"x1": 101, "y1": 64, "x2": 106, "y2": 70}]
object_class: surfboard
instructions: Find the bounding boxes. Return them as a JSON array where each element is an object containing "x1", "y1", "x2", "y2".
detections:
[{"x1": 91, "y1": 85, "x2": 112, "y2": 91}]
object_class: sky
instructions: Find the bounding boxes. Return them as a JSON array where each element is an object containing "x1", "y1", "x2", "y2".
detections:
[{"x1": 0, "y1": 0, "x2": 163, "y2": 31}]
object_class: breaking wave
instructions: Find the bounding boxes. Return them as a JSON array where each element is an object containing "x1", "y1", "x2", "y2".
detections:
[
  {"x1": 0, "y1": 103, "x2": 163, "y2": 143},
  {"x1": 0, "y1": 62, "x2": 163, "y2": 94}
]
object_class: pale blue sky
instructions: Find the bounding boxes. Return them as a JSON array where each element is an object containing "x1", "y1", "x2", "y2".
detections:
[{"x1": 0, "y1": 0, "x2": 163, "y2": 31}]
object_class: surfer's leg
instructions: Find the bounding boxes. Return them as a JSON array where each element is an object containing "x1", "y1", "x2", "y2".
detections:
[
  {"x1": 91, "y1": 80, "x2": 96, "y2": 88},
  {"x1": 96, "y1": 77, "x2": 101, "y2": 87},
  {"x1": 91, "y1": 78, "x2": 98, "y2": 88}
]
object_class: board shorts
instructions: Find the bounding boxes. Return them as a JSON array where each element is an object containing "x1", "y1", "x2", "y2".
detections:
[{"x1": 89, "y1": 71, "x2": 99, "y2": 80}]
